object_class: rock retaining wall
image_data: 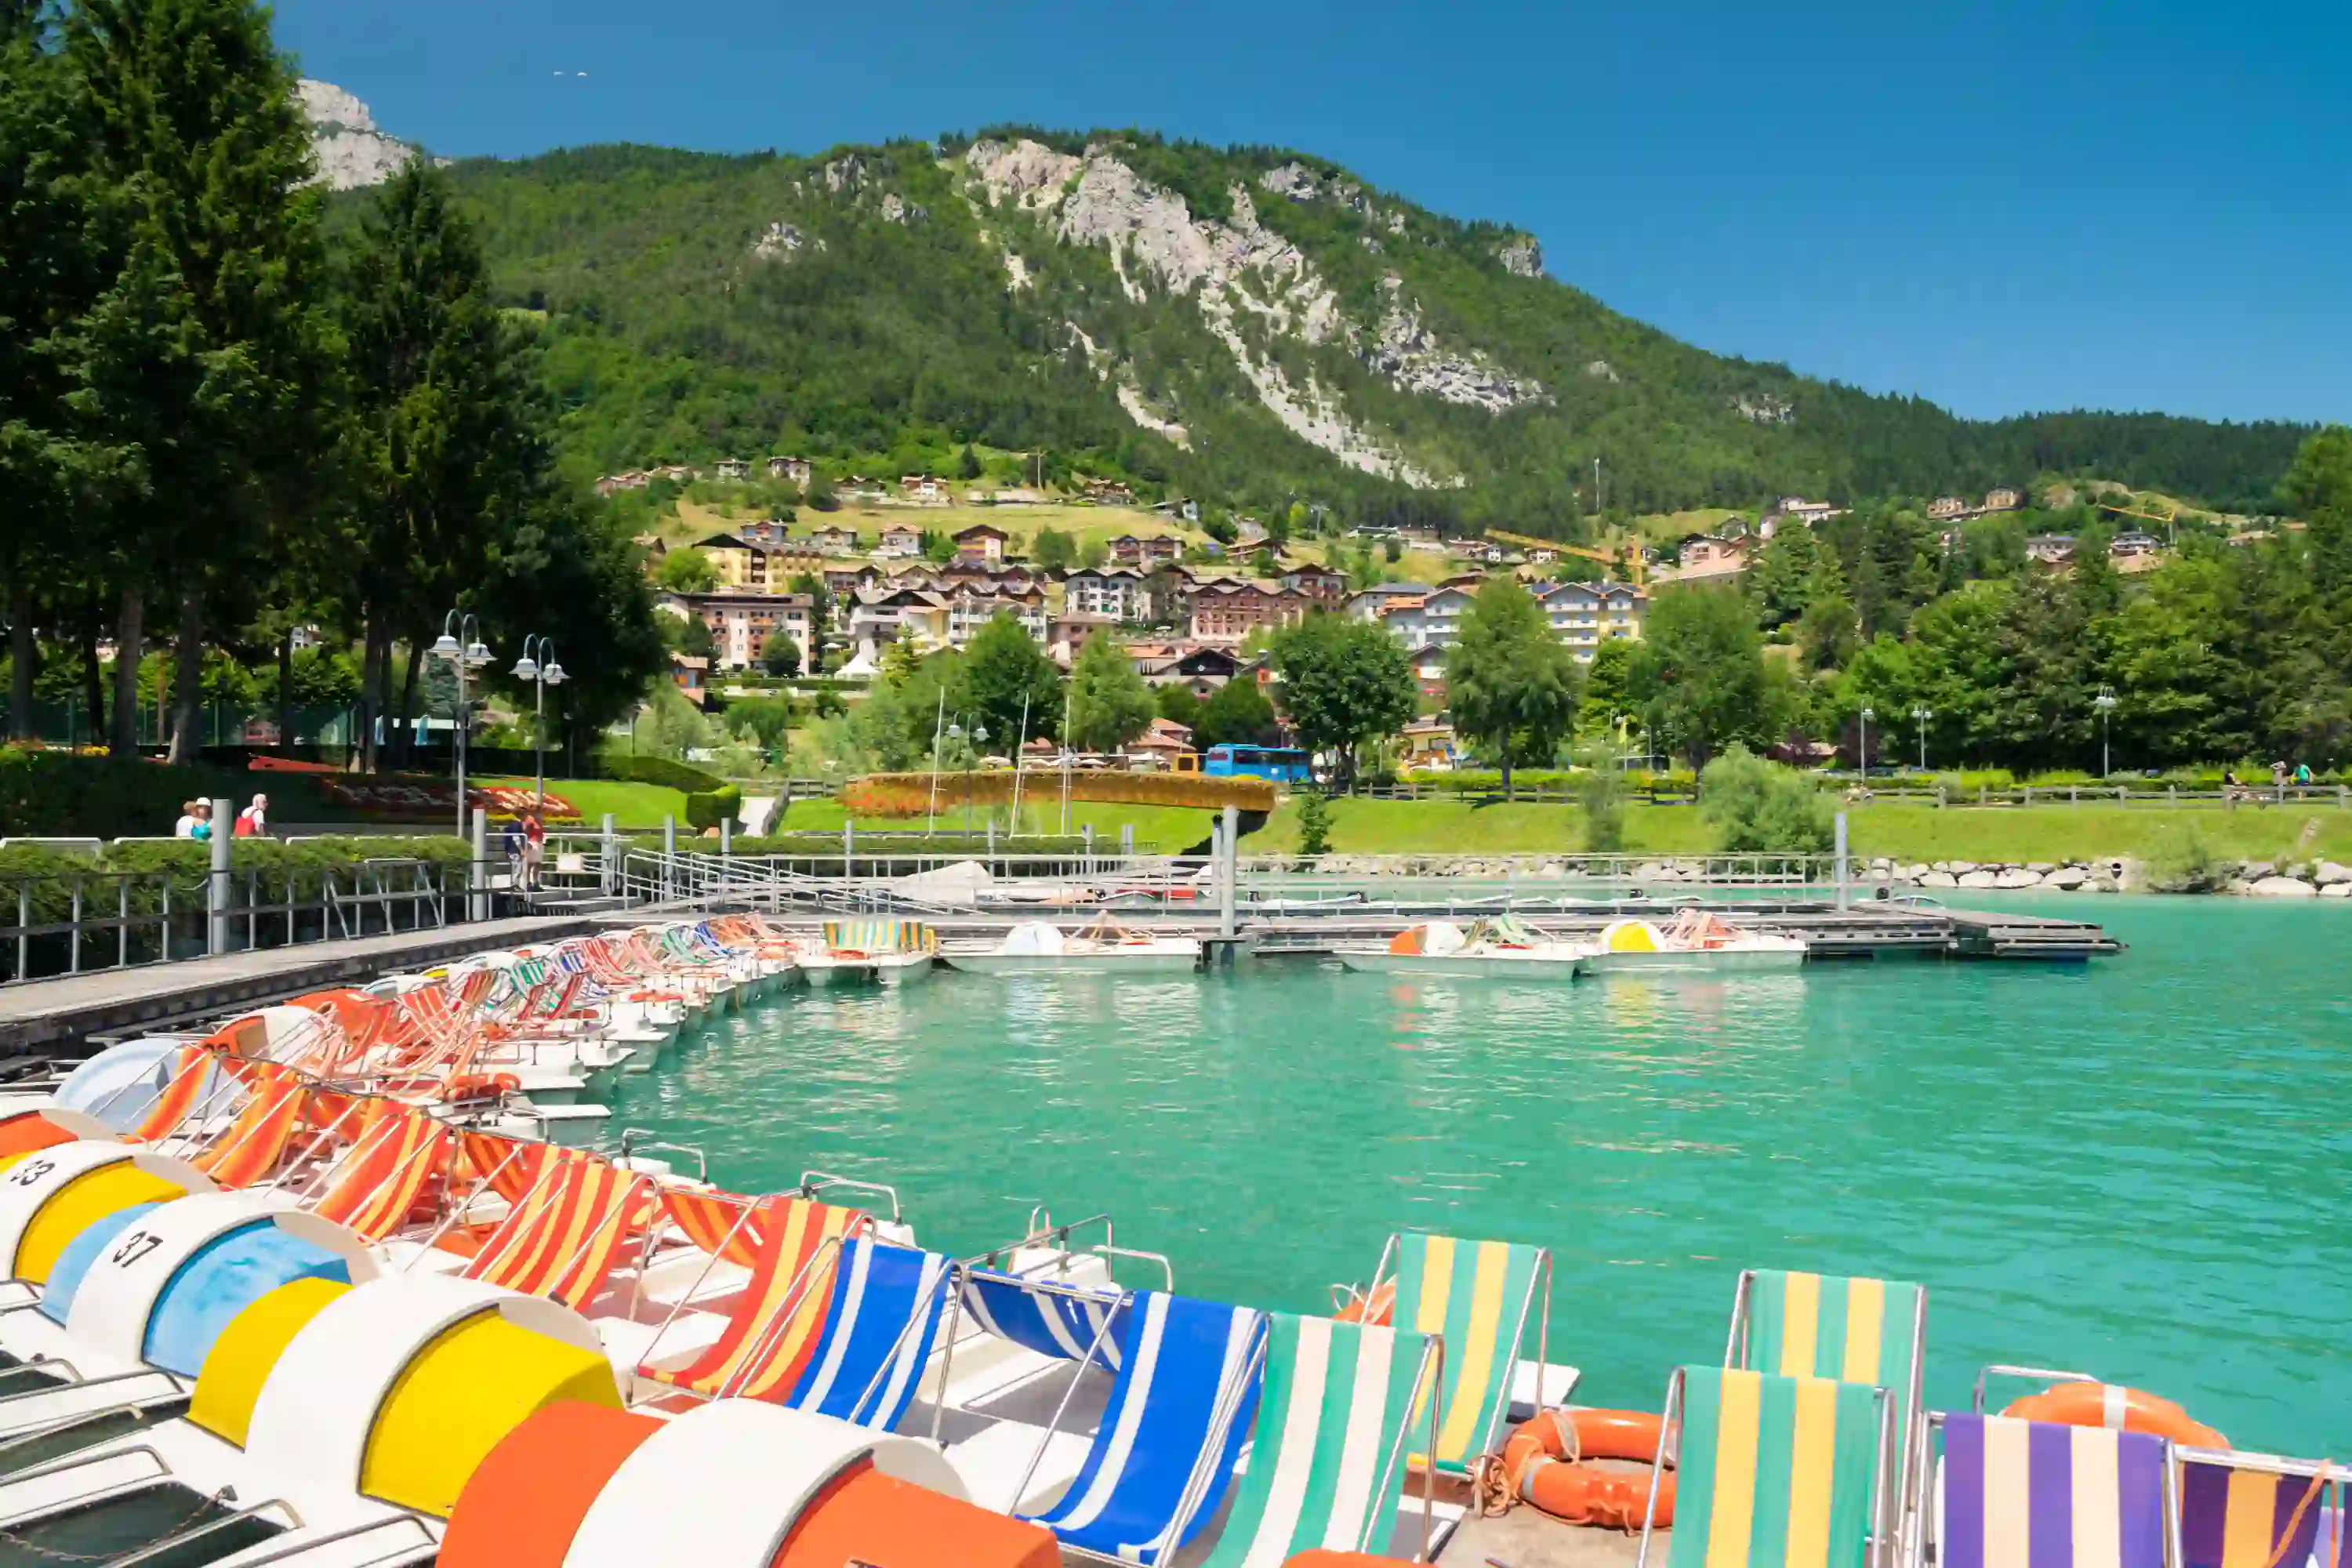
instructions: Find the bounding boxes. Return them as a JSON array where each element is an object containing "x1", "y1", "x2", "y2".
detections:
[{"x1": 1290, "y1": 855, "x2": 2352, "y2": 896}]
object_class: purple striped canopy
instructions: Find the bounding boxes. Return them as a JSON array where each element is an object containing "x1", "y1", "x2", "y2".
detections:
[
  {"x1": 2181, "y1": 1458, "x2": 2330, "y2": 1568},
  {"x1": 1941, "y1": 1413, "x2": 2166, "y2": 1568}
]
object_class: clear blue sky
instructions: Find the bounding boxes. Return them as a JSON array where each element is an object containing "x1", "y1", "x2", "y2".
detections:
[{"x1": 275, "y1": 0, "x2": 2349, "y2": 426}]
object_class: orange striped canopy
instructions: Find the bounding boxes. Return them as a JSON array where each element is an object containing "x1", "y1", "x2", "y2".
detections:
[
  {"x1": 643, "y1": 1196, "x2": 868, "y2": 1401},
  {"x1": 130, "y1": 1045, "x2": 224, "y2": 1142},
  {"x1": 190, "y1": 1062, "x2": 310, "y2": 1189},
  {"x1": 660, "y1": 1187, "x2": 773, "y2": 1269},
  {"x1": 311, "y1": 1104, "x2": 454, "y2": 1241},
  {"x1": 0, "y1": 1110, "x2": 79, "y2": 1163},
  {"x1": 462, "y1": 1156, "x2": 654, "y2": 1311},
  {"x1": 459, "y1": 1131, "x2": 568, "y2": 1205}
]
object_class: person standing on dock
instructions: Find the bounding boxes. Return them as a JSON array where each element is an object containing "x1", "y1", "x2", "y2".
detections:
[
  {"x1": 173, "y1": 800, "x2": 201, "y2": 838},
  {"x1": 233, "y1": 793, "x2": 268, "y2": 837},
  {"x1": 521, "y1": 811, "x2": 546, "y2": 891}
]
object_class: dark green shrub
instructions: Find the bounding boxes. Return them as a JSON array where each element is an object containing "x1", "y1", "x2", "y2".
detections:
[
  {"x1": 684, "y1": 785, "x2": 744, "y2": 833},
  {"x1": 601, "y1": 754, "x2": 727, "y2": 793}
]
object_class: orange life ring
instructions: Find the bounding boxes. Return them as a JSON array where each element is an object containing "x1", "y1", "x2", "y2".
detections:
[
  {"x1": 1491, "y1": 1408, "x2": 1675, "y2": 1531},
  {"x1": 2000, "y1": 1384, "x2": 2228, "y2": 1449},
  {"x1": 442, "y1": 1072, "x2": 523, "y2": 1102}
]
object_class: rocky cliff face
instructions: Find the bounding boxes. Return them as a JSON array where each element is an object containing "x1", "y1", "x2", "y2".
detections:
[
  {"x1": 961, "y1": 137, "x2": 1543, "y2": 488},
  {"x1": 299, "y1": 79, "x2": 418, "y2": 191}
]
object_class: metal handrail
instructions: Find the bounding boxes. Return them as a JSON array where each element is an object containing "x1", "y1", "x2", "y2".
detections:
[
  {"x1": 110, "y1": 1492, "x2": 307, "y2": 1567},
  {"x1": 967, "y1": 1210, "x2": 1116, "y2": 1272},
  {"x1": 0, "y1": 1394, "x2": 188, "y2": 1475},
  {"x1": 195, "y1": 1514, "x2": 437, "y2": 1568},
  {"x1": 2, "y1": 856, "x2": 465, "y2": 986},
  {"x1": 797, "y1": 1170, "x2": 902, "y2": 1222},
  {"x1": 1971, "y1": 1361, "x2": 2099, "y2": 1412},
  {"x1": 0, "y1": 1366, "x2": 179, "y2": 1411},
  {"x1": 618, "y1": 1131, "x2": 709, "y2": 1181},
  {"x1": 1091, "y1": 1243, "x2": 1175, "y2": 1292}
]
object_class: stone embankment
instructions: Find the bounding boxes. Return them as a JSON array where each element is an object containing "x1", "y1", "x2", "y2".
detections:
[
  {"x1": 1294, "y1": 854, "x2": 2352, "y2": 896},
  {"x1": 1876, "y1": 857, "x2": 2352, "y2": 897}
]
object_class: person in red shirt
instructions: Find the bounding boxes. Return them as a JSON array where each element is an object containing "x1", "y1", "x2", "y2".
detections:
[
  {"x1": 521, "y1": 811, "x2": 546, "y2": 890},
  {"x1": 232, "y1": 793, "x2": 269, "y2": 838}
]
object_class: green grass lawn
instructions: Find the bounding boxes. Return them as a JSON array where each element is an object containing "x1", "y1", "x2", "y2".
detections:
[
  {"x1": 488, "y1": 775, "x2": 1217, "y2": 849},
  {"x1": 1249, "y1": 797, "x2": 1711, "y2": 855},
  {"x1": 1846, "y1": 804, "x2": 2352, "y2": 863},
  {"x1": 764, "y1": 797, "x2": 1218, "y2": 852},
  {"x1": 492, "y1": 779, "x2": 2352, "y2": 866},
  {"x1": 1246, "y1": 797, "x2": 2352, "y2": 862},
  {"x1": 478, "y1": 777, "x2": 692, "y2": 826}
]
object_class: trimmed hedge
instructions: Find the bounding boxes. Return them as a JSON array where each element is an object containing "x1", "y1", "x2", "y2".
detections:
[
  {"x1": 840, "y1": 769, "x2": 1273, "y2": 818},
  {"x1": 601, "y1": 755, "x2": 727, "y2": 793},
  {"x1": 0, "y1": 746, "x2": 352, "y2": 838},
  {"x1": 1394, "y1": 767, "x2": 1700, "y2": 794},
  {"x1": 684, "y1": 784, "x2": 744, "y2": 832}
]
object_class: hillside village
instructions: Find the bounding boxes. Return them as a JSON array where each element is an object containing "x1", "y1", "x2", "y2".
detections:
[
  {"x1": 630, "y1": 461, "x2": 2245, "y2": 708},
  {"x1": 632, "y1": 463, "x2": 1653, "y2": 746}
]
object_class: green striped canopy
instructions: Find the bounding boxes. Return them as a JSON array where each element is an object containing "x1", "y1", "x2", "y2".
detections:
[
  {"x1": 822, "y1": 918, "x2": 938, "y2": 955},
  {"x1": 1742, "y1": 1271, "x2": 1922, "y2": 1450},
  {"x1": 1668, "y1": 1365, "x2": 1882, "y2": 1568},
  {"x1": 1200, "y1": 1312, "x2": 1434, "y2": 1566},
  {"x1": 1392, "y1": 1232, "x2": 1544, "y2": 1472}
]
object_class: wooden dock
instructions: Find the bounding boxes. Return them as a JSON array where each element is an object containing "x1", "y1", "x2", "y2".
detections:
[
  {"x1": 753, "y1": 900, "x2": 2123, "y2": 962},
  {"x1": 0, "y1": 914, "x2": 600, "y2": 1058}
]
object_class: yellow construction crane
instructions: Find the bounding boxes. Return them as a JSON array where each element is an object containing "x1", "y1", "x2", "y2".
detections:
[{"x1": 1483, "y1": 530, "x2": 1647, "y2": 587}]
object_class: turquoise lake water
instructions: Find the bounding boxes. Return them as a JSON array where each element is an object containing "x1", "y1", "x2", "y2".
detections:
[{"x1": 604, "y1": 896, "x2": 2352, "y2": 1457}]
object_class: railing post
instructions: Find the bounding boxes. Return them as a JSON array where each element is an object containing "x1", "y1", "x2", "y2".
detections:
[
  {"x1": 1218, "y1": 804, "x2": 1238, "y2": 943},
  {"x1": 207, "y1": 796, "x2": 233, "y2": 955},
  {"x1": 601, "y1": 812, "x2": 617, "y2": 896},
  {"x1": 1834, "y1": 810, "x2": 1849, "y2": 912},
  {"x1": 470, "y1": 807, "x2": 488, "y2": 922},
  {"x1": 843, "y1": 822, "x2": 854, "y2": 880},
  {"x1": 662, "y1": 815, "x2": 677, "y2": 902},
  {"x1": 1120, "y1": 823, "x2": 1133, "y2": 859},
  {"x1": 720, "y1": 818, "x2": 733, "y2": 898}
]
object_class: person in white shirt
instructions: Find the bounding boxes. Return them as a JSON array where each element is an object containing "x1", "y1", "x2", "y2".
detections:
[
  {"x1": 234, "y1": 793, "x2": 268, "y2": 837},
  {"x1": 173, "y1": 800, "x2": 201, "y2": 839}
]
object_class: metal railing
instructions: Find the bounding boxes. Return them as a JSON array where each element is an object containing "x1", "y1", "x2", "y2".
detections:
[
  {"x1": 2, "y1": 858, "x2": 463, "y2": 986},
  {"x1": 1837, "y1": 782, "x2": 2352, "y2": 809},
  {"x1": 586, "y1": 843, "x2": 1905, "y2": 923}
]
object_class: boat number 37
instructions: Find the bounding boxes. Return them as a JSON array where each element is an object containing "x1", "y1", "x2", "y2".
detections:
[{"x1": 108, "y1": 1230, "x2": 165, "y2": 1269}]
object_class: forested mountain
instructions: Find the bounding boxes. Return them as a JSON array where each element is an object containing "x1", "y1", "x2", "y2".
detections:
[{"x1": 414, "y1": 129, "x2": 2310, "y2": 532}]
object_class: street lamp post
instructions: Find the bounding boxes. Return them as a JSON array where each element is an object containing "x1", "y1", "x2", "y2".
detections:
[
  {"x1": 2095, "y1": 685, "x2": 2118, "y2": 778},
  {"x1": 1858, "y1": 705, "x2": 1874, "y2": 780},
  {"x1": 964, "y1": 722, "x2": 988, "y2": 836},
  {"x1": 1911, "y1": 704, "x2": 1933, "y2": 772},
  {"x1": 428, "y1": 611, "x2": 493, "y2": 840},
  {"x1": 510, "y1": 636, "x2": 568, "y2": 815}
]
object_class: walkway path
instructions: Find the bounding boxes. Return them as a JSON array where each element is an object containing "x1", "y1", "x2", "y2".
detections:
[{"x1": 0, "y1": 915, "x2": 598, "y2": 1058}]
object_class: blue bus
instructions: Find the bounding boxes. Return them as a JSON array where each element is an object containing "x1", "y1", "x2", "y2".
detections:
[{"x1": 1204, "y1": 744, "x2": 1314, "y2": 783}]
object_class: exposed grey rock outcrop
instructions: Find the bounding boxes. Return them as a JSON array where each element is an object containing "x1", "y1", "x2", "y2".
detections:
[
  {"x1": 752, "y1": 221, "x2": 812, "y2": 260},
  {"x1": 964, "y1": 137, "x2": 1541, "y2": 484},
  {"x1": 1497, "y1": 235, "x2": 1544, "y2": 278},
  {"x1": 1733, "y1": 391, "x2": 1796, "y2": 425},
  {"x1": 298, "y1": 79, "x2": 419, "y2": 191}
]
